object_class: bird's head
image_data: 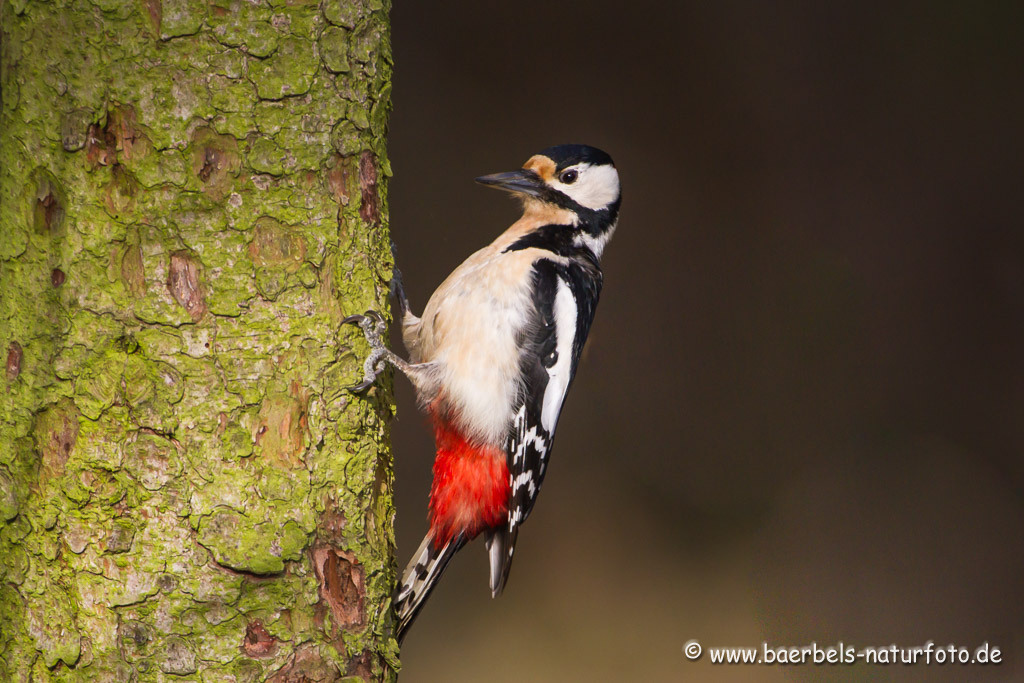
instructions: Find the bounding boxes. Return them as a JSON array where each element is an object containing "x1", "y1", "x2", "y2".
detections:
[{"x1": 476, "y1": 144, "x2": 620, "y2": 245}]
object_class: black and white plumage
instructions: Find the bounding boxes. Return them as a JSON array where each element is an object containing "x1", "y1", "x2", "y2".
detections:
[
  {"x1": 346, "y1": 144, "x2": 620, "y2": 641},
  {"x1": 496, "y1": 243, "x2": 604, "y2": 592}
]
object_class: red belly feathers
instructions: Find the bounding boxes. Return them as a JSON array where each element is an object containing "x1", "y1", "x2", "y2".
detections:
[{"x1": 428, "y1": 414, "x2": 509, "y2": 547}]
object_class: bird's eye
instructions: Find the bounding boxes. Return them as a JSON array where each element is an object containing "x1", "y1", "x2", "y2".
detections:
[{"x1": 559, "y1": 169, "x2": 578, "y2": 184}]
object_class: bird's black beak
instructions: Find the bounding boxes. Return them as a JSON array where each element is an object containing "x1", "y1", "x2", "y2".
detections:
[{"x1": 474, "y1": 169, "x2": 545, "y2": 198}]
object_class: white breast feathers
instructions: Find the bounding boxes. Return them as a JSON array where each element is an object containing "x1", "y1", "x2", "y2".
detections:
[{"x1": 410, "y1": 246, "x2": 543, "y2": 445}]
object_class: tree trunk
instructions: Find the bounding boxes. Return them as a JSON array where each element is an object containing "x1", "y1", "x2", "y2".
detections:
[{"x1": 0, "y1": 0, "x2": 397, "y2": 680}]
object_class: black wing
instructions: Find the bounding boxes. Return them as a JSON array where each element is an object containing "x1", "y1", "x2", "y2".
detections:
[{"x1": 489, "y1": 257, "x2": 601, "y2": 595}]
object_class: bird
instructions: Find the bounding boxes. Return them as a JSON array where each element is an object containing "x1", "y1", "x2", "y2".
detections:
[{"x1": 344, "y1": 144, "x2": 621, "y2": 641}]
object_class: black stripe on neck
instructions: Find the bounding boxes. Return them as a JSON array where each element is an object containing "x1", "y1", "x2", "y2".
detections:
[
  {"x1": 532, "y1": 188, "x2": 619, "y2": 238},
  {"x1": 503, "y1": 224, "x2": 600, "y2": 263}
]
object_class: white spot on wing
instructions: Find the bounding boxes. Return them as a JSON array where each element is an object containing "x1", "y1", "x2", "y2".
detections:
[
  {"x1": 541, "y1": 279, "x2": 577, "y2": 433},
  {"x1": 513, "y1": 470, "x2": 537, "y2": 498},
  {"x1": 508, "y1": 404, "x2": 552, "y2": 527}
]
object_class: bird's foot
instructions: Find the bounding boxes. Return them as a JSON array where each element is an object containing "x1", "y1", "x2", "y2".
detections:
[{"x1": 343, "y1": 310, "x2": 390, "y2": 392}]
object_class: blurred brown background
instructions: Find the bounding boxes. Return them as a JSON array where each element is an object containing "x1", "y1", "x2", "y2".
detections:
[{"x1": 385, "y1": 2, "x2": 1024, "y2": 681}]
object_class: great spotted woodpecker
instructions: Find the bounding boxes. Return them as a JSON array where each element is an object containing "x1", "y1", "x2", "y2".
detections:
[{"x1": 345, "y1": 144, "x2": 620, "y2": 641}]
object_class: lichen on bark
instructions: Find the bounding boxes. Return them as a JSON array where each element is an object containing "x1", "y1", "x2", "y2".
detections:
[{"x1": 0, "y1": 0, "x2": 398, "y2": 680}]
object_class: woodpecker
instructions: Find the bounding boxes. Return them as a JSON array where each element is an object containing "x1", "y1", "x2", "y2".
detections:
[{"x1": 345, "y1": 144, "x2": 620, "y2": 641}]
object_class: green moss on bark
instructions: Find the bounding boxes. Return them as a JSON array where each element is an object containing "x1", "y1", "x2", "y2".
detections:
[{"x1": 1, "y1": 0, "x2": 397, "y2": 680}]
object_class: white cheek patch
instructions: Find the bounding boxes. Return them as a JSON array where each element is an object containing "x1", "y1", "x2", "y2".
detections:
[{"x1": 559, "y1": 163, "x2": 620, "y2": 211}]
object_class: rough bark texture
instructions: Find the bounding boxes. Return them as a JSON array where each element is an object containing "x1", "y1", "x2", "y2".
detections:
[{"x1": 0, "y1": 0, "x2": 398, "y2": 680}]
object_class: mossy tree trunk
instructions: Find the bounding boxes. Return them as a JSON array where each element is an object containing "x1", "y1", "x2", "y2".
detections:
[{"x1": 0, "y1": 0, "x2": 398, "y2": 680}]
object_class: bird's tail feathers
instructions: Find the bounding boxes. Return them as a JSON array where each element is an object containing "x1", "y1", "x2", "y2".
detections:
[
  {"x1": 394, "y1": 532, "x2": 466, "y2": 642},
  {"x1": 485, "y1": 526, "x2": 517, "y2": 598}
]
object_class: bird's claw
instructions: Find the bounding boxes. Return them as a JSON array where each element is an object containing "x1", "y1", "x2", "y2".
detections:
[
  {"x1": 345, "y1": 348, "x2": 388, "y2": 394},
  {"x1": 348, "y1": 379, "x2": 374, "y2": 393},
  {"x1": 343, "y1": 309, "x2": 385, "y2": 333},
  {"x1": 348, "y1": 372, "x2": 381, "y2": 394},
  {"x1": 343, "y1": 310, "x2": 389, "y2": 393},
  {"x1": 341, "y1": 313, "x2": 365, "y2": 326}
]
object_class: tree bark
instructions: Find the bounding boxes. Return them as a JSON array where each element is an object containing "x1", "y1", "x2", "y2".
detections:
[{"x1": 0, "y1": 0, "x2": 397, "y2": 680}]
